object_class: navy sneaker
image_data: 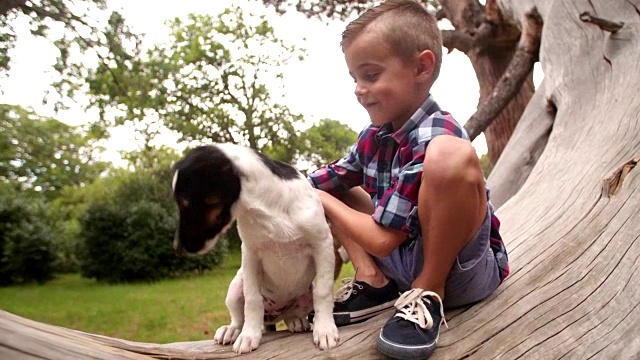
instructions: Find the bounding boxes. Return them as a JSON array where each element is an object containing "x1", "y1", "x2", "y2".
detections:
[
  {"x1": 376, "y1": 289, "x2": 447, "y2": 360},
  {"x1": 309, "y1": 276, "x2": 399, "y2": 326}
]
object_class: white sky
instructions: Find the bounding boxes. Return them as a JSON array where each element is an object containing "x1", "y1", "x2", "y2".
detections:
[{"x1": 0, "y1": 0, "x2": 542, "y2": 163}]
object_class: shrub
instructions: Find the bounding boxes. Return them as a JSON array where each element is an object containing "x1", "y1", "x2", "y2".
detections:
[
  {"x1": 78, "y1": 168, "x2": 226, "y2": 283},
  {"x1": 0, "y1": 188, "x2": 55, "y2": 286},
  {"x1": 47, "y1": 178, "x2": 119, "y2": 274}
]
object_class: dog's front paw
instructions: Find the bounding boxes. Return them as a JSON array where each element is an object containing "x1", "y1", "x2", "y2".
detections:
[
  {"x1": 213, "y1": 324, "x2": 241, "y2": 345},
  {"x1": 233, "y1": 329, "x2": 262, "y2": 353},
  {"x1": 285, "y1": 317, "x2": 310, "y2": 333},
  {"x1": 313, "y1": 320, "x2": 339, "y2": 350}
]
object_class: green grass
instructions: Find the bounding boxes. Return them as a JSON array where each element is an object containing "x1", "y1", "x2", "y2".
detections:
[{"x1": 0, "y1": 251, "x2": 355, "y2": 343}]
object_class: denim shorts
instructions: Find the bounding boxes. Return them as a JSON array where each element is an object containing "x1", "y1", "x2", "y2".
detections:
[{"x1": 374, "y1": 204, "x2": 501, "y2": 309}]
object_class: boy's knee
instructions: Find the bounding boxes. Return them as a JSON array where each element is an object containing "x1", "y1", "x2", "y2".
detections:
[{"x1": 423, "y1": 136, "x2": 483, "y2": 189}]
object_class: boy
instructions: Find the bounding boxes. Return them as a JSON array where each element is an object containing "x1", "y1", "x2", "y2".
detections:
[{"x1": 308, "y1": 0, "x2": 509, "y2": 359}]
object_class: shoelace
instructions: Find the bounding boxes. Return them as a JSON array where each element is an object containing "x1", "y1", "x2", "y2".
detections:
[
  {"x1": 334, "y1": 269, "x2": 364, "y2": 302},
  {"x1": 393, "y1": 288, "x2": 448, "y2": 330}
]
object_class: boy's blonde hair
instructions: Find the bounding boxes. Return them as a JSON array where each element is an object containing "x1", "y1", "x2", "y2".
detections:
[{"x1": 341, "y1": 0, "x2": 443, "y2": 82}]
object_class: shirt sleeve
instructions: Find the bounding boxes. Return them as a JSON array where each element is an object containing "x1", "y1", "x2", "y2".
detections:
[
  {"x1": 372, "y1": 140, "x2": 426, "y2": 236},
  {"x1": 308, "y1": 143, "x2": 364, "y2": 198}
]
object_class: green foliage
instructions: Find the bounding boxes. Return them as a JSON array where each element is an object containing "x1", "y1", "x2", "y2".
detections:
[
  {"x1": 479, "y1": 153, "x2": 493, "y2": 177},
  {"x1": 122, "y1": 145, "x2": 182, "y2": 173},
  {"x1": 78, "y1": 166, "x2": 227, "y2": 283},
  {"x1": 0, "y1": 104, "x2": 108, "y2": 198},
  {"x1": 47, "y1": 174, "x2": 121, "y2": 273},
  {"x1": 61, "y1": 6, "x2": 306, "y2": 164},
  {"x1": 47, "y1": 147, "x2": 186, "y2": 275},
  {"x1": 0, "y1": 184, "x2": 55, "y2": 286},
  {"x1": 301, "y1": 118, "x2": 358, "y2": 170},
  {"x1": 0, "y1": 0, "x2": 108, "y2": 84}
]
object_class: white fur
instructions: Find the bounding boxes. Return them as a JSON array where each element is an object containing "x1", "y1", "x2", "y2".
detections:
[{"x1": 210, "y1": 144, "x2": 339, "y2": 353}]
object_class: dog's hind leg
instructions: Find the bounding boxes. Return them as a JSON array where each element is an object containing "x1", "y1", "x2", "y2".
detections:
[
  {"x1": 311, "y1": 232, "x2": 340, "y2": 350},
  {"x1": 284, "y1": 316, "x2": 311, "y2": 333},
  {"x1": 282, "y1": 296, "x2": 312, "y2": 333},
  {"x1": 232, "y1": 250, "x2": 264, "y2": 353},
  {"x1": 214, "y1": 269, "x2": 244, "y2": 345}
]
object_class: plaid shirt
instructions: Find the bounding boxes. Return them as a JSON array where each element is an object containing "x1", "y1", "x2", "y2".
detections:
[{"x1": 309, "y1": 95, "x2": 509, "y2": 281}]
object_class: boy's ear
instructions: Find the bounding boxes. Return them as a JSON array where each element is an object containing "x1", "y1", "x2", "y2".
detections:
[{"x1": 416, "y1": 50, "x2": 436, "y2": 80}]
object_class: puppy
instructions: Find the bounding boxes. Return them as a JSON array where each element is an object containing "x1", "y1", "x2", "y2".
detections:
[{"x1": 172, "y1": 144, "x2": 339, "y2": 354}]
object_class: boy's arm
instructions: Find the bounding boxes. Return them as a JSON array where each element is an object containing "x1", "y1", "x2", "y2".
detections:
[{"x1": 316, "y1": 189, "x2": 406, "y2": 258}]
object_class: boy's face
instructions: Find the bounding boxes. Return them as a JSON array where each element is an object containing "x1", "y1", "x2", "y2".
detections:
[{"x1": 344, "y1": 30, "x2": 428, "y2": 130}]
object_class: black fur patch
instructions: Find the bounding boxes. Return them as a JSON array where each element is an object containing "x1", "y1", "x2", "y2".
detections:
[
  {"x1": 172, "y1": 145, "x2": 242, "y2": 254},
  {"x1": 254, "y1": 151, "x2": 300, "y2": 180}
]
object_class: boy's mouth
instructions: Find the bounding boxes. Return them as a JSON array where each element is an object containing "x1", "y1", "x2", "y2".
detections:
[{"x1": 361, "y1": 101, "x2": 378, "y2": 110}]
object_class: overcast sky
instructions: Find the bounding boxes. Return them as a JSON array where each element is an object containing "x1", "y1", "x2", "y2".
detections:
[{"x1": 0, "y1": 0, "x2": 542, "y2": 163}]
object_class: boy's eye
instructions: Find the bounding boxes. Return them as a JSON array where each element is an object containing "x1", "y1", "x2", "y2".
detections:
[{"x1": 364, "y1": 72, "x2": 380, "y2": 81}]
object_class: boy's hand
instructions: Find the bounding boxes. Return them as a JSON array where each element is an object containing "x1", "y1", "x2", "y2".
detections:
[{"x1": 313, "y1": 188, "x2": 406, "y2": 258}]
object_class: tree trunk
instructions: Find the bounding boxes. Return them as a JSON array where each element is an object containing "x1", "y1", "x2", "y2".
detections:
[
  {"x1": 439, "y1": 0, "x2": 535, "y2": 165},
  {"x1": 2, "y1": 0, "x2": 640, "y2": 358},
  {"x1": 470, "y1": 49, "x2": 535, "y2": 165}
]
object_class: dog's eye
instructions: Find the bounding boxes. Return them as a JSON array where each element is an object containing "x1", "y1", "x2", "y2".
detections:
[{"x1": 204, "y1": 196, "x2": 221, "y2": 207}]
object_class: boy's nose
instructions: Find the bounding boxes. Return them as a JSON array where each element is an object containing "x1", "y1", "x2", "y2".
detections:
[{"x1": 354, "y1": 83, "x2": 366, "y2": 97}]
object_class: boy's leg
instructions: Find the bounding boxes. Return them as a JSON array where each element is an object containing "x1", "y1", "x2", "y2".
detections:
[
  {"x1": 327, "y1": 187, "x2": 400, "y2": 325},
  {"x1": 377, "y1": 135, "x2": 487, "y2": 360},
  {"x1": 414, "y1": 135, "x2": 487, "y2": 297}
]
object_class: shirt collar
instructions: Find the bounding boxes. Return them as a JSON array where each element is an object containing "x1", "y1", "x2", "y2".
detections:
[{"x1": 376, "y1": 94, "x2": 442, "y2": 143}]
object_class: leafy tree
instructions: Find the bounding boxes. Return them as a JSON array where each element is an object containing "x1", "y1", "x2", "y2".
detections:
[
  {"x1": 0, "y1": 104, "x2": 108, "y2": 197},
  {"x1": 60, "y1": 6, "x2": 306, "y2": 163},
  {"x1": 300, "y1": 118, "x2": 358, "y2": 170},
  {"x1": 0, "y1": 0, "x2": 110, "y2": 86}
]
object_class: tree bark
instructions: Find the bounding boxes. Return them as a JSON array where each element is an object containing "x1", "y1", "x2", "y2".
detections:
[
  {"x1": 464, "y1": 8, "x2": 542, "y2": 143},
  {"x1": 439, "y1": 0, "x2": 534, "y2": 165}
]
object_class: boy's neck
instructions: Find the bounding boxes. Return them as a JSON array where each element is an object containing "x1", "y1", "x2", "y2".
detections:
[{"x1": 389, "y1": 91, "x2": 433, "y2": 132}]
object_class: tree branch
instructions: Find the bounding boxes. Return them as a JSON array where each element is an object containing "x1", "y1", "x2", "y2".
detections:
[
  {"x1": 464, "y1": 8, "x2": 543, "y2": 141},
  {"x1": 441, "y1": 30, "x2": 473, "y2": 53},
  {"x1": 579, "y1": 12, "x2": 624, "y2": 33},
  {"x1": 0, "y1": 0, "x2": 27, "y2": 17},
  {"x1": 442, "y1": 21, "x2": 495, "y2": 54}
]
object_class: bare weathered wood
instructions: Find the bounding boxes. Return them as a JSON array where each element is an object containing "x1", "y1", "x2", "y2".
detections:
[
  {"x1": 487, "y1": 78, "x2": 554, "y2": 209},
  {"x1": 0, "y1": 308, "x2": 395, "y2": 359},
  {"x1": 486, "y1": 0, "x2": 640, "y2": 356},
  {"x1": 580, "y1": 11, "x2": 624, "y2": 33}
]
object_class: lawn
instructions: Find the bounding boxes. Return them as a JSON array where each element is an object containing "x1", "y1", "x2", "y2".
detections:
[{"x1": 0, "y1": 251, "x2": 355, "y2": 344}]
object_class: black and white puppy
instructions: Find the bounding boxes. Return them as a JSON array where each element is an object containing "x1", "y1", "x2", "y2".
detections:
[{"x1": 172, "y1": 144, "x2": 339, "y2": 353}]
